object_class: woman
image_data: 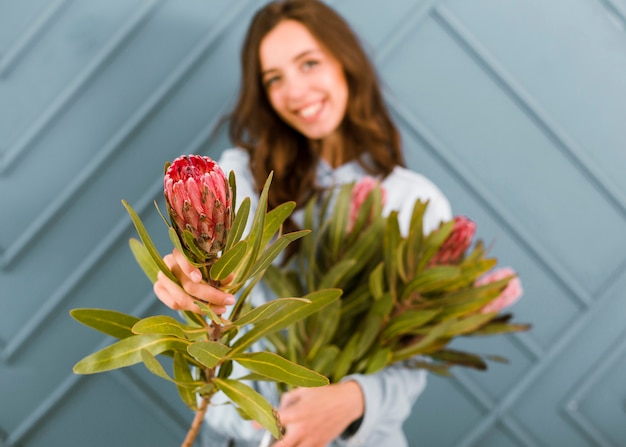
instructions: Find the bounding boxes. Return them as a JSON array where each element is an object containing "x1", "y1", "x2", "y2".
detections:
[{"x1": 154, "y1": 1, "x2": 452, "y2": 446}]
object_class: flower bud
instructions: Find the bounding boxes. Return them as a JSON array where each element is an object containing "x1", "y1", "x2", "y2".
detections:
[
  {"x1": 164, "y1": 155, "x2": 232, "y2": 260},
  {"x1": 477, "y1": 267, "x2": 523, "y2": 314},
  {"x1": 430, "y1": 216, "x2": 476, "y2": 265}
]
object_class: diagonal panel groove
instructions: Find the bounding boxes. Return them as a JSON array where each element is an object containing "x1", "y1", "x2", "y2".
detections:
[
  {"x1": 598, "y1": 0, "x2": 626, "y2": 30},
  {"x1": 4, "y1": 291, "x2": 175, "y2": 446},
  {"x1": 433, "y1": 5, "x2": 626, "y2": 224},
  {"x1": 0, "y1": 0, "x2": 164, "y2": 174},
  {"x1": 0, "y1": 0, "x2": 249, "y2": 271},
  {"x1": 0, "y1": 0, "x2": 71, "y2": 79},
  {"x1": 0, "y1": 90, "x2": 229, "y2": 361},
  {"x1": 371, "y1": 4, "x2": 626, "y2": 445}
]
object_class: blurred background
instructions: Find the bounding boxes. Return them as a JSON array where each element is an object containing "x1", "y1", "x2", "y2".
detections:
[{"x1": 1, "y1": 0, "x2": 625, "y2": 445}]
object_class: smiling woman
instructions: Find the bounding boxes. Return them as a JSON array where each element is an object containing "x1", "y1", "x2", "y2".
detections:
[
  {"x1": 259, "y1": 19, "x2": 349, "y2": 154},
  {"x1": 152, "y1": 1, "x2": 453, "y2": 446}
]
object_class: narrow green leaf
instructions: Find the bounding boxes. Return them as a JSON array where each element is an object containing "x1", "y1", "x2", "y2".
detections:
[
  {"x1": 232, "y1": 352, "x2": 329, "y2": 387},
  {"x1": 73, "y1": 334, "x2": 190, "y2": 374},
  {"x1": 213, "y1": 378, "x2": 281, "y2": 439},
  {"x1": 210, "y1": 240, "x2": 248, "y2": 281},
  {"x1": 132, "y1": 315, "x2": 189, "y2": 338},
  {"x1": 405, "y1": 200, "x2": 428, "y2": 273},
  {"x1": 260, "y1": 201, "x2": 297, "y2": 248},
  {"x1": 364, "y1": 348, "x2": 391, "y2": 375},
  {"x1": 332, "y1": 333, "x2": 359, "y2": 382},
  {"x1": 174, "y1": 351, "x2": 199, "y2": 410},
  {"x1": 231, "y1": 289, "x2": 342, "y2": 355},
  {"x1": 230, "y1": 297, "x2": 311, "y2": 327},
  {"x1": 194, "y1": 301, "x2": 223, "y2": 326},
  {"x1": 311, "y1": 345, "x2": 341, "y2": 378},
  {"x1": 121, "y1": 200, "x2": 179, "y2": 284},
  {"x1": 369, "y1": 263, "x2": 385, "y2": 300},
  {"x1": 441, "y1": 314, "x2": 495, "y2": 337},
  {"x1": 187, "y1": 341, "x2": 231, "y2": 368},
  {"x1": 70, "y1": 308, "x2": 140, "y2": 339},
  {"x1": 225, "y1": 197, "x2": 250, "y2": 252},
  {"x1": 129, "y1": 239, "x2": 160, "y2": 283},
  {"x1": 305, "y1": 299, "x2": 341, "y2": 361},
  {"x1": 319, "y1": 258, "x2": 357, "y2": 289},
  {"x1": 141, "y1": 349, "x2": 175, "y2": 381},
  {"x1": 401, "y1": 266, "x2": 461, "y2": 301},
  {"x1": 355, "y1": 314, "x2": 383, "y2": 359},
  {"x1": 327, "y1": 183, "x2": 352, "y2": 260},
  {"x1": 381, "y1": 309, "x2": 441, "y2": 342},
  {"x1": 430, "y1": 349, "x2": 487, "y2": 370},
  {"x1": 246, "y1": 230, "x2": 310, "y2": 280}
]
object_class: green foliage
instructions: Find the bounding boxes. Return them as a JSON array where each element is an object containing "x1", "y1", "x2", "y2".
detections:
[
  {"x1": 71, "y1": 171, "x2": 337, "y2": 439},
  {"x1": 263, "y1": 181, "x2": 530, "y2": 381}
]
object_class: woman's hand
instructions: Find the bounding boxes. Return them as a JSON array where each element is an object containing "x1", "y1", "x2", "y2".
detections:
[
  {"x1": 272, "y1": 381, "x2": 365, "y2": 447},
  {"x1": 153, "y1": 248, "x2": 235, "y2": 314}
]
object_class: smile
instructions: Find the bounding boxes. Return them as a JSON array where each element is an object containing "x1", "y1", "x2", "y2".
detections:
[{"x1": 298, "y1": 101, "x2": 323, "y2": 120}]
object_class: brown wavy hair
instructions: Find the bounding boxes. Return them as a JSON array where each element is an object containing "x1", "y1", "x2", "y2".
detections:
[{"x1": 229, "y1": 0, "x2": 404, "y2": 210}]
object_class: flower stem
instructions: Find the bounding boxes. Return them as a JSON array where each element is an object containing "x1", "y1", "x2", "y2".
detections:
[{"x1": 181, "y1": 395, "x2": 210, "y2": 447}]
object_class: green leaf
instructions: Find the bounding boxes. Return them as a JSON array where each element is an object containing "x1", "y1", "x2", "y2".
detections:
[
  {"x1": 194, "y1": 301, "x2": 223, "y2": 326},
  {"x1": 225, "y1": 197, "x2": 250, "y2": 252},
  {"x1": 405, "y1": 200, "x2": 428, "y2": 273},
  {"x1": 364, "y1": 347, "x2": 391, "y2": 375},
  {"x1": 213, "y1": 378, "x2": 281, "y2": 439},
  {"x1": 229, "y1": 170, "x2": 237, "y2": 220},
  {"x1": 305, "y1": 299, "x2": 341, "y2": 361},
  {"x1": 232, "y1": 352, "x2": 329, "y2": 387},
  {"x1": 128, "y1": 239, "x2": 160, "y2": 283},
  {"x1": 122, "y1": 200, "x2": 179, "y2": 284},
  {"x1": 70, "y1": 308, "x2": 140, "y2": 339},
  {"x1": 174, "y1": 351, "x2": 199, "y2": 410},
  {"x1": 210, "y1": 240, "x2": 248, "y2": 281},
  {"x1": 332, "y1": 333, "x2": 359, "y2": 382},
  {"x1": 319, "y1": 258, "x2": 357, "y2": 289},
  {"x1": 132, "y1": 315, "x2": 190, "y2": 339},
  {"x1": 327, "y1": 183, "x2": 352, "y2": 260},
  {"x1": 380, "y1": 309, "x2": 441, "y2": 342},
  {"x1": 231, "y1": 289, "x2": 342, "y2": 356},
  {"x1": 430, "y1": 349, "x2": 488, "y2": 370},
  {"x1": 369, "y1": 263, "x2": 385, "y2": 300},
  {"x1": 441, "y1": 314, "x2": 495, "y2": 337},
  {"x1": 401, "y1": 266, "x2": 461, "y2": 301},
  {"x1": 355, "y1": 314, "x2": 383, "y2": 359},
  {"x1": 416, "y1": 220, "x2": 454, "y2": 272},
  {"x1": 310, "y1": 345, "x2": 341, "y2": 378},
  {"x1": 187, "y1": 341, "x2": 232, "y2": 368},
  {"x1": 260, "y1": 201, "x2": 297, "y2": 248},
  {"x1": 391, "y1": 320, "x2": 453, "y2": 363},
  {"x1": 141, "y1": 349, "x2": 175, "y2": 381},
  {"x1": 231, "y1": 297, "x2": 311, "y2": 327},
  {"x1": 246, "y1": 230, "x2": 310, "y2": 280},
  {"x1": 73, "y1": 334, "x2": 190, "y2": 374}
]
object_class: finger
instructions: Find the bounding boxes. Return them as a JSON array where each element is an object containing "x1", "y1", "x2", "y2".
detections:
[
  {"x1": 172, "y1": 249, "x2": 203, "y2": 283},
  {"x1": 154, "y1": 271, "x2": 199, "y2": 312}
]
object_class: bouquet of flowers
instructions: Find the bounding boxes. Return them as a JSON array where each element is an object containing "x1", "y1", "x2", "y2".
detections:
[
  {"x1": 71, "y1": 155, "x2": 342, "y2": 446},
  {"x1": 262, "y1": 177, "x2": 529, "y2": 385}
]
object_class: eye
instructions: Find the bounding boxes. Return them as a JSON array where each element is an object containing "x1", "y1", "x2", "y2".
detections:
[
  {"x1": 263, "y1": 74, "x2": 281, "y2": 89},
  {"x1": 302, "y1": 59, "x2": 319, "y2": 71}
]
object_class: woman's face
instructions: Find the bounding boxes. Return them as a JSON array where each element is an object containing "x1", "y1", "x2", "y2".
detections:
[{"x1": 259, "y1": 20, "x2": 348, "y2": 143}]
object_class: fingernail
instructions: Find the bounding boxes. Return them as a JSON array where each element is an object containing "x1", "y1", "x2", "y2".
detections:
[
  {"x1": 190, "y1": 271, "x2": 202, "y2": 283},
  {"x1": 225, "y1": 295, "x2": 236, "y2": 305}
]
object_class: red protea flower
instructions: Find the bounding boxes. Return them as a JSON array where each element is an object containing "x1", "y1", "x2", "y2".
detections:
[
  {"x1": 348, "y1": 176, "x2": 387, "y2": 231},
  {"x1": 430, "y1": 215, "x2": 476, "y2": 265},
  {"x1": 164, "y1": 155, "x2": 232, "y2": 260},
  {"x1": 476, "y1": 267, "x2": 523, "y2": 314}
]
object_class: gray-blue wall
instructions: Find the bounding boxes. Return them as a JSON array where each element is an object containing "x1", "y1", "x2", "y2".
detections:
[{"x1": 1, "y1": 0, "x2": 625, "y2": 446}]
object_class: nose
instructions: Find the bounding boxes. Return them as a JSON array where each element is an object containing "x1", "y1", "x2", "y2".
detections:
[{"x1": 284, "y1": 73, "x2": 307, "y2": 102}]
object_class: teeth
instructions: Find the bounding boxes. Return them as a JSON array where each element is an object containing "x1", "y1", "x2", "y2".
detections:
[{"x1": 299, "y1": 103, "x2": 322, "y2": 118}]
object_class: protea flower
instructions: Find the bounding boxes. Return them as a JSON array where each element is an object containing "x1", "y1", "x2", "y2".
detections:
[
  {"x1": 476, "y1": 267, "x2": 523, "y2": 314},
  {"x1": 164, "y1": 155, "x2": 232, "y2": 260},
  {"x1": 430, "y1": 215, "x2": 476, "y2": 265},
  {"x1": 348, "y1": 176, "x2": 387, "y2": 231}
]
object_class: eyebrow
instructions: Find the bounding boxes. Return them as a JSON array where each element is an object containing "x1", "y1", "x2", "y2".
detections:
[{"x1": 261, "y1": 49, "x2": 321, "y2": 77}]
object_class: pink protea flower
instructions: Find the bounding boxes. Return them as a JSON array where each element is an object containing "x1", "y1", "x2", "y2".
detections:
[
  {"x1": 476, "y1": 267, "x2": 523, "y2": 314},
  {"x1": 430, "y1": 216, "x2": 476, "y2": 265},
  {"x1": 164, "y1": 155, "x2": 232, "y2": 259},
  {"x1": 348, "y1": 176, "x2": 387, "y2": 231}
]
